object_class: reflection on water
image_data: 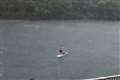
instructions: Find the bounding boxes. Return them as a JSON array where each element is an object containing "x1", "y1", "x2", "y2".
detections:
[{"x1": 0, "y1": 20, "x2": 119, "y2": 80}]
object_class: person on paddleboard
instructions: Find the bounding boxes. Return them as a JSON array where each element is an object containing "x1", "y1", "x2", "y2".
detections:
[{"x1": 59, "y1": 48, "x2": 65, "y2": 55}]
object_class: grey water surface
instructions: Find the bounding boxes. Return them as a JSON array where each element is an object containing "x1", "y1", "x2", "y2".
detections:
[{"x1": 0, "y1": 20, "x2": 119, "y2": 80}]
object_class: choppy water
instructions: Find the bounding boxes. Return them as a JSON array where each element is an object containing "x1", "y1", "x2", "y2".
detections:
[{"x1": 0, "y1": 20, "x2": 119, "y2": 80}]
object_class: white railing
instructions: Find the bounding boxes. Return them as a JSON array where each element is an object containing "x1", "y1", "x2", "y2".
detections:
[{"x1": 83, "y1": 75, "x2": 120, "y2": 80}]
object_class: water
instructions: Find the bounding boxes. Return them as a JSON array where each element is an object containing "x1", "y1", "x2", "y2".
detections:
[{"x1": 0, "y1": 20, "x2": 119, "y2": 80}]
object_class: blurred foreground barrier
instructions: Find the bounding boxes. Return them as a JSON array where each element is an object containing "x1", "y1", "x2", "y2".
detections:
[{"x1": 83, "y1": 74, "x2": 120, "y2": 80}]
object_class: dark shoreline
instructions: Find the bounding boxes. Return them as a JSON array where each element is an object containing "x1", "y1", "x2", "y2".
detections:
[
  {"x1": 0, "y1": 0, "x2": 120, "y2": 22},
  {"x1": 0, "y1": 17, "x2": 120, "y2": 21}
]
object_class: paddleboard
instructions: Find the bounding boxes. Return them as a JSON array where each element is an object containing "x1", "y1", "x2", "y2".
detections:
[{"x1": 56, "y1": 52, "x2": 69, "y2": 58}]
